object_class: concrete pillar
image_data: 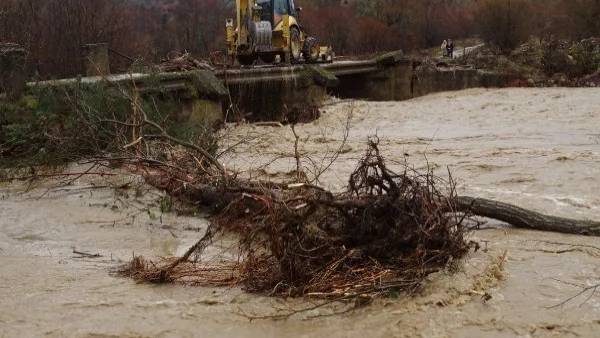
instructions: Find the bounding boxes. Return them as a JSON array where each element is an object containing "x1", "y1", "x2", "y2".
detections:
[
  {"x1": 0, "y1": 43, "x2": 27, "y2": 99},
  {"x1": 83, "y1": 43, "x2": 110, "y2": 76}
]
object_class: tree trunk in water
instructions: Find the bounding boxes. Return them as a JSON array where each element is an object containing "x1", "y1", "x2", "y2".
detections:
[
  {"x1": 455, "y1": 196, "x2": 600, "y2": 236},
  {"x1": 157, "y1": 176, "x2": 600, "y2": 237}
]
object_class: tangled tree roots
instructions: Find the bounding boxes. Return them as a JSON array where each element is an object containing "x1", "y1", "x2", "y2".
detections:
[{"x1": 118, "y1": 140, "x2": 472, "y2": 299}]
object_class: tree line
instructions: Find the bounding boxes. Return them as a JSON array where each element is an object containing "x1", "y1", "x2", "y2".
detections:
[{"x1": 1, "y1": 0, "x2": 598, "y2": 79}]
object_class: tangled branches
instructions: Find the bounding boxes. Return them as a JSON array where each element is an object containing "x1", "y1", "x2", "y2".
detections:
[{"x1": 119, "y1": 139, "x2": 471, "y2": 299}]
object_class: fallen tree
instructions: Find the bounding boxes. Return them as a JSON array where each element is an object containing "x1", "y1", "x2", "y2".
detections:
[
  {"x1": 454, "y1": 196, "x2": 600, "y2": 236},
  {"x1": 120, "y1": 139, "x2": 472, "y2": 298},
  {"x1": 116, "y1": 136, "x2": 600, "y2": 300}
]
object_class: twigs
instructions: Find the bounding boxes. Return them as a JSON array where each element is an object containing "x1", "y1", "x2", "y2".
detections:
[
  {"x1": 290, "y1": 123, "x2": 303, "y2": 182},
  {"x1": 72, "y1": 248, "x2": 102, "y2": 258},
  {"x1": 118, "y1": 139, "x2": 471, "y2": 301},
  {"x1": 8, "y1": 171, "x2": 117, "y2": 180},
  {"x1": 237, "y1": 296, "x2": 353, "y2": 321},
  {"x1": 141, "y1": 119, "x2": 225, "y2": 175},
  {"x1": 522, "y1": 240, "x2": 600, "y2": 257},
  {"x1": 162, "y1": 223, "x2": 218, "y2": 276},
  {"x1": 533, "y1": 240, "x2": 600, "y2": 252},
  {"x1": 548, "y1": 278, "x2": 600, "y2": 308},
  {"x1": 310, "y1": 103, "x2": 354, "y2": 184},
  {"x1": 100, "y1": 78, "x2": 227, "y2": 176},
  {"x1": 72, "y1": 71, "x2": 226, "y2": 179}
]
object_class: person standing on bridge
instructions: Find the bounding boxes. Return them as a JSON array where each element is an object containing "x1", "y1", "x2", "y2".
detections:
[
  {"x1": 441, "y1": 40, "x2": 447, "y2": 57},
  {"x1": 447, "y1": 39, "x2": 454, "y2": 58}
]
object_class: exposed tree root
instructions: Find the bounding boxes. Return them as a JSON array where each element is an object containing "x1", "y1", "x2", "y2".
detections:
[{"x1": 119, "y1": 140, "x2": 472, "y2": 299}]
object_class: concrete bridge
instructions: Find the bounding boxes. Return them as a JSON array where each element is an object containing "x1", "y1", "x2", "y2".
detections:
[
  {"x1": 22, "y1": 51, "x2": 414, "y2": 123},
  {"x1": 9, "y1": 47, "x2": 514, "y2": 125},
  {"x1": 209, "y1": 52, "x2": 415, "y2": 121}
]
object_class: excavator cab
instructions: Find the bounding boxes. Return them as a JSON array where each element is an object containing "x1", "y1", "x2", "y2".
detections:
[
  {"x1": 256, "y1": 0, "x2": 297, "y2": 26},
  {"x1": 226, "y1": 0, "x2": 333, "y2": 66}
]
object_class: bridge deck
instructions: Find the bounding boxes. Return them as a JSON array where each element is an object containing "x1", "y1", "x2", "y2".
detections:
[
  {"x1": 212, "y1": 60, "x2": 379, "y2": 84},
  {"x1": 28, "y1": 60, "x2": 383, "y2": 88}
]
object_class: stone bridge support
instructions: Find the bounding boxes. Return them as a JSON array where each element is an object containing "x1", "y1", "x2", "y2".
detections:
[
  {"x1": 0, "y1": 43, "x2": 27, "y2": 99},
  {"x1": 83, "y1": 43, "x2": 110, "y2": 77},
  {"x1": 330, "y1": 52, "x2": 413, "y2": 101},
  {"x1": 223, "y1": 65, "x2": 338, "y2": 122}
]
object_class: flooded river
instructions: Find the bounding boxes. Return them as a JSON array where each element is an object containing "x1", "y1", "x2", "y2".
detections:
[{"x1": 1, "y1": 88, "x2": 599, "y2": 337}]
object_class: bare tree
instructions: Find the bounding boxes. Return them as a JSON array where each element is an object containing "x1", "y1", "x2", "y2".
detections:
[
  {"x1": 476, "y1": 0, "x2": 534, "y2": 51},
  {"x1": 40, "y1": 0, "x2": 132, "y2": 77},
  {"x1": 560, "y1": 0, "x2": 600, "y2": 39}
]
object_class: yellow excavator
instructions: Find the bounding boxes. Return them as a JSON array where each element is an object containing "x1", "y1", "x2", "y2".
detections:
[{"x1": 226, "y1": 0, "x2": 334, "y2": 65}]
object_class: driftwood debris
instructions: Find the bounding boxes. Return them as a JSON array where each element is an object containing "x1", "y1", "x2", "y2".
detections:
[
  {"x1": 118, "y1": 138, "x2": 599, "y2": 300},
  {"x1": 454, "y1": 196, "x2": 600, "y2": 236},
  {"x1": 157, "y1": 52, "x2": 215, "y2": 72},
  {"x1": 120, "y1": 140, "x2": 471, "y2": 298}
]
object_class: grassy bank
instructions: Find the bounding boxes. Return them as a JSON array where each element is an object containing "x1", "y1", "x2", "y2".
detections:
[{"x1": 0, "y1": 75, "x2": 219, "y2": 174}]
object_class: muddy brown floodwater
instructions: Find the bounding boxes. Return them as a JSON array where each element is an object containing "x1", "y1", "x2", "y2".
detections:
[{"x1": 2, "y1": 88, "x2": 600, "y2": 337}]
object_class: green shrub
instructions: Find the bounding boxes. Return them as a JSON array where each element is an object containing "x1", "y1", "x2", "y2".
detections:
[
  {"x1": 1, "y1": 79, "x2": 219, "y2": 169},
  {"x1": 541, "y1": 43, "x2": 572, "y2": 76},
  {"x1": 568, "y1": 41, "x2": 600, "y2": 77}
]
